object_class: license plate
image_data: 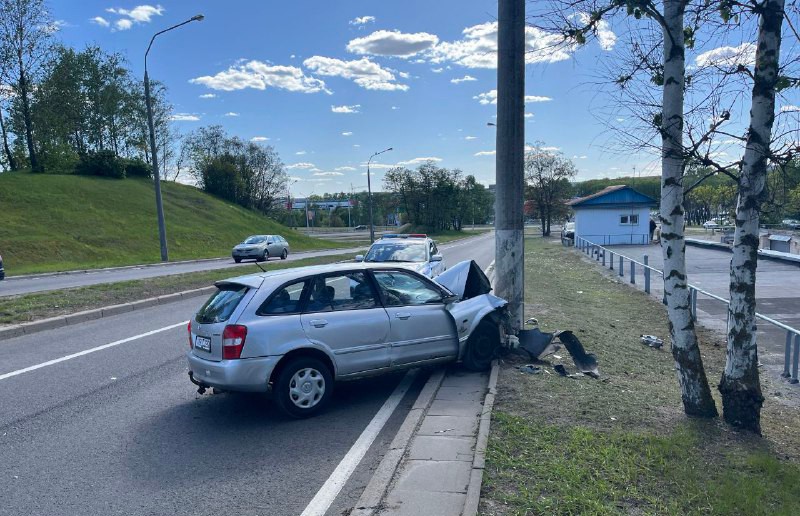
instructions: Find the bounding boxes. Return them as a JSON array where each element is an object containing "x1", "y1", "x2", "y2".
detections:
[{"x1": 195, "y1": 336, "x2": 211, "y2": 352}]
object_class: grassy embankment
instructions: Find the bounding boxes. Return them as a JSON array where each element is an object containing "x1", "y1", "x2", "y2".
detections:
[
  {"x1": 0, "y1": 172, "x2": 346, "y2": 275},
  {"x1": 481, "y1": 237, "x2": 800, "y2": 515}
]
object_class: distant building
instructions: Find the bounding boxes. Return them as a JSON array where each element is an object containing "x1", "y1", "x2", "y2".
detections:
[{"x1": 567, "y1": 185, "x2": 658, "y2": 245}]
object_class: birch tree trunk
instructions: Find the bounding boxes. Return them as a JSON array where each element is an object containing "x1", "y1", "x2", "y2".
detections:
[
  {"x1": 660, "y1": 0, "x2": 718, "y2": 417},
  {"x1": 719, "y1": 0, "x2": 784, "y2": 434},
  {"x1": 0, "y1": 107, "x2": 17, "y2": 170}
]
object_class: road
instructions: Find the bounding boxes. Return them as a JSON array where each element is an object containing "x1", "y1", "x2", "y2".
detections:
[
  {"x1": 0, "y1": 233, "x2": 490, "y2": 298},
  {"x1": 0, "y1": 231, "x2": 495, "y2": 516}
]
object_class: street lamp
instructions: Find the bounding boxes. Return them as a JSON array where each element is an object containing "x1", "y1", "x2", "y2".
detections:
[
  {"x1": 144, "y1": 13, "x2": 204, "y2": 262},
  {"x1": 367, "y1": 147, "x2": 393, "y2": 243}
]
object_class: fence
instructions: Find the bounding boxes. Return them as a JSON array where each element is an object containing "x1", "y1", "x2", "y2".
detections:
[{"x1": 573, "y1": 236, "x2": 800, "y2": 385}]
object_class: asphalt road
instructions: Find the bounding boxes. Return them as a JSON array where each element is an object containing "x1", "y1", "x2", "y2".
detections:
[
  {"x1": 0, "y1": 231, "x2": 496, "y2": 516},
  {"x1": 0, "y1": 233, "x2": 493, "y2": 298}
]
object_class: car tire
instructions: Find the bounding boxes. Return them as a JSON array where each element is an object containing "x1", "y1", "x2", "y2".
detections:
[
  {"x1": 234, "y1": 257, "x2": 242, "y2": 263},
  {"x1": 462, "y1": 321, "x2": 499, "y2": 372},
  {"x1": 281, "y1": 248, "x2": 288, "y2": 260},
  {"x1": 258, "y1": 250, "x2": 269, "y2": 262},
  {"x1": 273, "y1": 357, "x2": 333, "y2": 418}
]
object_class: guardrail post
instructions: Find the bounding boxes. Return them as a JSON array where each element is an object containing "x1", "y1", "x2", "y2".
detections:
[
  {"x1": 644, "y1": 255, "x2": 650, "y2": 294},
  {"x1": 630, "y1": 261, "x2": 636, "y2": 284},
  {"x1": 792, "y1": 334, "x2": 799, "y2": 384},
  {"x1": 601, "y1": 248, "x2": 606, "y2": 266},
  {"x1": 595, "y1": 245, "x2": 600, "y2": 261},
  {"x1": 618, "y1": 256, "x2": 624, "y2": 277},
  {"x1": 609, "y1": 251, "x2": 614, "y2": 270},
  {"x1": 784, "y1": 331, "x2": 793, "y2": 378}
]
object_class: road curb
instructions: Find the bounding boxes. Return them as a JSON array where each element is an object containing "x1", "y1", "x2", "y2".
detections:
[
  {"x1": 462, "y1": 359, "x2": 499, "y2": 516},
  {"x1": 0, "y1": 285, "x2": 215, "y2": 342},
  {"x1": 351, "y1": 368, "x2": 447, "y2": 516}
]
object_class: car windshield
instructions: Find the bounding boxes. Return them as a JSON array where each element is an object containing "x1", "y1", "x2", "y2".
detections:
[
  {"x1": 243, "y1": 236, "x2": 266, "y2": 244},
  {"x1": 365, "y1": 242, "x2": 427, "y2": 262}
]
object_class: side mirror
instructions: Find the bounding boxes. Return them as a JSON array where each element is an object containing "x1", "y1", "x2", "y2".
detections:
[
  {"x1": 355, "y1": 254, "x2": 364, "y2": 262},
  {"x1": 430, "y1": 254, "x2": 443, "y2": 262},
  {"x1": 442, "y1": 293, "x2": 460, "y2": 304}
]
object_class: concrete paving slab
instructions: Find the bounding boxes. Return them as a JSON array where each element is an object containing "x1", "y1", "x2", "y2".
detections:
[
  {"x1": 382, "y1": 490, "x2": 466, "y2": 516},
  {"x1": 407, "y1": 435, "x2": 475, "y2": 462},
  {"x1": 439, "y1": 372, "x2": 488, "y2": 390},
  {"x1": 417, "y1": 415, "x2": 478, "y2": 437},
  {"x1": 427, "y1": 399, "x2": 483, "y2": 417},
  {"x1": 393, "y1": 459, "x2": 472, "y2": 493},
  {"x1": 434, "y1": 385, "x2": 486, "y2": 402}
]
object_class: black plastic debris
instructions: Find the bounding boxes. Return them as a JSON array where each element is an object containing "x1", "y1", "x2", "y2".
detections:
[
  {"x1": 518, "y1": 364, "x2": 541, "y2": 374},
  {"x1": 553, "y1": 364, "x2": 569, "y2": 377},
  {"x1": 517, "y1": 328, "x2": 561, "y2": 360},
  {"x1": 640, "y1": 334, "x2": 664, "y2": 349},
  {"x1": 556, "y1": 331, "x2": 600, "y2": 378}
]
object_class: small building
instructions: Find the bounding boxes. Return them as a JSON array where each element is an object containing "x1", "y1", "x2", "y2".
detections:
[{"x1": 567, "y1": 185, "x2": 658, "y2": 245}]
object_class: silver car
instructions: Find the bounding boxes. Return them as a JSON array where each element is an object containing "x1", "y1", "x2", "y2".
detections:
[
  {"x1": 232, "y1": 234, "x2": 289, "y2": 263},
  {"x1": 187, "y1": 260, "x2": 506, "y2": 418},
  {"x1": 355, "y1": 234, "x2": 446, "y2": 278}
]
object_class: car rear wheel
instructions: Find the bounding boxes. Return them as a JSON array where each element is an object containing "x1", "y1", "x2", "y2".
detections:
[
  {"x1": 462, "y1": 321, "x2": 499, "y2": 371},
  {"x1": 281, "y1": 248, "x2": 288, "y2": 260},
  {"x1": 273, "y1": 357, "x2": 333, "y2": 418}
]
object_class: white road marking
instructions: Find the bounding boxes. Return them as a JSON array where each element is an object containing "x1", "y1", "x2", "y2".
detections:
[
  {"x1": 0, "y1": 321, "x2": 188, "y2": 382},
  {"x1": 301, "y1": 370, "x2": 417, "y2": 516}
]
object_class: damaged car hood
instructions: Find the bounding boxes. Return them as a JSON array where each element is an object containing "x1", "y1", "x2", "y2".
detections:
[{"x1": 435, "y1": 260, "x2": 493, "y2": 300}]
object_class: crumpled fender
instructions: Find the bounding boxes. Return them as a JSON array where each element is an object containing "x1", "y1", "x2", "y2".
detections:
[{"x1": 447, "y1": 293, "x2": 508, "y2": 359}]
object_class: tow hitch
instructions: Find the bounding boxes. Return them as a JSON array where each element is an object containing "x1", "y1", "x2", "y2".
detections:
[{"x1": 188, "y1": 371, "x2": 207, "y2": 395}]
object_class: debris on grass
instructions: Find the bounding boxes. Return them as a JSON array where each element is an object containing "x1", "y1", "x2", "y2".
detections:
[
  {"x1": 641, "y1": 334, "x2": 664, "y2": 349},
  {"x1": 518, "y1": 364, "x2": 541, "y2": 375}
]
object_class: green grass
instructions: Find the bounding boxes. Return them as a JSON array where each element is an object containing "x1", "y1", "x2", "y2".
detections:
[
  {"x1": 480, "y1": 236, "x2": 800, "y2": 516},
  {"x1": 0, "y1": 253, "x2": 354, "y2": 325},
  {"x1": 0, "y1": 172, "x2": 345, "y2": 275}
]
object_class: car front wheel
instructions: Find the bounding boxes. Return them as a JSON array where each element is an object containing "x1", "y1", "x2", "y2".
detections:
[
  {"x1": 273, "y1": 357, "x2": 333, "y2": 418},
  {"x1": 258, "y1": 250, "x2": 269, "y2": 262},
  {"x1": 462, "y1": 321, "x2": 499, "y2": 371}
]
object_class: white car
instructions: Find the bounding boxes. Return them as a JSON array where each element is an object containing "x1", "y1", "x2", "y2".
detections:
[
  {"x1": 356, "y1": 234, "x2": 446, "y2": 278},
  {"x1": 782, "y1": 219, "x2": 800, "y2": 229},
  {"x1": 702, "y1": 220, "x2": 719, "y2": 229}
]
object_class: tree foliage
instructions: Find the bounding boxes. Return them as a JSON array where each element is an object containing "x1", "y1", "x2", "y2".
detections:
[{"x1": 524, "y1": 143, "x2": 577, "y2": 235}]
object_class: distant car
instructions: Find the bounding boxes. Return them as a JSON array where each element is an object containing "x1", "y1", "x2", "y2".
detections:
[
  {"x1": 0, "y1": 253, "x2": 4, "y2": 280},
  {"x1": 561, "y1": 222, "x2": 575, "y2": 239},
  {"x1": 232, "y1": 235, "x2": 289, "y2": 263},
  {"x1": 702, "y1": 220, "x2": 719, "y2": 229},
  {"x1": 353, "y1": 225, "x2": 367, "y2": 231},
  {"x1": 355, "y1": 234, "x2": 445, "y2": 278},
  {"x1": 186, "y1": 260, "x2": 506, "y2": 417},
  {"x1": 782, "y1": 219, "x2": 800, "y2": 229}
]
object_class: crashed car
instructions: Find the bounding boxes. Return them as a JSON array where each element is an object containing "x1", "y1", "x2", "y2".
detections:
[{"x1": 187, "y1": 260, "x2": 506, "y2": 418}]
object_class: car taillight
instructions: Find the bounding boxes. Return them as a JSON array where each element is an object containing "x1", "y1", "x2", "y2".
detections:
[
  {"x1": 187, "y1": 321, "x2": 193, "y2": 349},
  {"x1": 222, "y1": 325, "x2": 247, "y2": 359}
]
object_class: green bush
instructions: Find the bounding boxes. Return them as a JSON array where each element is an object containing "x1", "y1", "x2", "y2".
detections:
[
  {"x1": 123, "y1": 158, "x2": 152, "y2": 179},
  {"x1": 75, "y1": 151, "x2": 126, "y2": 179}
]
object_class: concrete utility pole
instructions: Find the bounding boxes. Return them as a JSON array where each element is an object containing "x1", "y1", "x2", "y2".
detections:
[{"x1": 495, "y1": 0, "x2": 525, "y2": 332}]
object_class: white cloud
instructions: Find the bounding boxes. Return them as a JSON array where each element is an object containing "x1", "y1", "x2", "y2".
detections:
[
  {"x1": 431, "y1": 67, "x2": 444, "y2": 73},
  {"x1": 450, "y1": 75, "x2": 477, "y2": 84},
  {"x1": 90, "y1": 16, "x2": 110, "y2": 27},
  {"x1": 287, "y1": 162, "x2": 316, "y2": 169},
  {"x1": 170, "y1": 113, "x2": 200, "y2": 121},
  {"x1": 360, "y1": 162, "x2": 394, "y2": 169},
  {"x1": 525, "y1": 112, "x2": 534, "y2": 118},
  {"x1": 223, "y1": 112, "x2": 239, "y2": 117},
  {"x1": 296, "y1": 151, "x2": 307, "y2": 155},
  {"x1": 251, "y1": 136, "x2": 269, "y2": 142},
  {"x1": 199, "y1": 93, "x2": 216, "y2": 99},
  {"x1": 335, "y1": 166, "x2": 357, "y2": 171},
  {"x1": 695, "y1": 43, "x2": 756, "y2": 68},
  {"x1": 391, "y1": 106, "x2": 399, "y2": 110},
  {"x1": 541, "y1": 146, "x2": 560, "y2": 152},
  {"x1": 464, "y1": 136, "x2": 478, "y2": 140},
  {"x1": 115, "y1": 18, "x2": 133, "y2": 30},
  {"x1": 347, "y1": 30, "x2": 439, "y2": 57},
  {"x1": 191, "y1": 60, "x2": 330, "y2": 94},
  {"x1": 428, "y1": 22, "x2": 594, "y2": 69},
  {"x1": 572, "y1": 155, "x2": 588, "y2": 159},
  {"x1": 473, "y1": 89, "x2": 552, "y2": 105},
  {"x1": 573, "y1": 13, "x2": 616, "y2": 51},
  {"x1": 397, "y1": 157, "x2": 443, "y2": 165},
  {"x1": 331, "y1": 104, "x2": 361, "y2": 114},
  {"x1": 304, "y1": 56, "x2": 409, "y2": 91},
  {"x1": 780, "y1": 105, "x2": 800, "y2": 113},
  {"x1": 342, "y1": 131, "x2": 353, "y2": 136},
  {"x1": 310, "y1": 168, "x2": 322, "y2": 172},
  {"x1": 313, "y1": 171, "x2": 345, "y2": 176},
  {"x1": 350, "y1": 15, "x2": 375, "y2": 26},
  {"x1": 107, "y1": 5, "x2": 164, "y2": 23},
  {"x1": 474, "y1": 150, "x2": 495, "y2": 156},
  {"x1": 353, "y1": 144, "x2": 361, "y2": 147}
]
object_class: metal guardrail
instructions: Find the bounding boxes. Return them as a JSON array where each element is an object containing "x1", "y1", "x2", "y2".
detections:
[{"x1": 573, "y1": 236, "x2": 800, "y2": 384}]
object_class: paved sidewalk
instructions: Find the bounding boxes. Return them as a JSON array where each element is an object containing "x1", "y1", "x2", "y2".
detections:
[{"x1": 377, "y1": 369, "x2": 489, "y2": 516}]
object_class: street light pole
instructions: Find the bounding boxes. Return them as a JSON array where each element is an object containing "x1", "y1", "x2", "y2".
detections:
[
  {"x1": 144, "y1": 14, "x2": 204, "y2": 262},
  {"x1": 367, "y1": 147, "x2": 392, "y2": 243}
]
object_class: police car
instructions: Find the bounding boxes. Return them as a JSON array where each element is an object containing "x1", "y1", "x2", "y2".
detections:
[{"x1": 355, "y1": 234, "x2": 446, "y2": 278}]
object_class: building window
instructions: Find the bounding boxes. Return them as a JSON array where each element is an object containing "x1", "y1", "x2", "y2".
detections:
[{"x1": 620, "y1": 214, "x2": 639, "y2": 225}]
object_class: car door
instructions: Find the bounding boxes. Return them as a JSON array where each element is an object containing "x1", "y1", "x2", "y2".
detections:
[
  {"x1": 266, "y1": 236, "x2": 278, "y2": 256},
  {"x1": 300, "y1": 272, "x2": 391, "y2": 376},
  {"x1": 372, "y1": 270, "x2": 458, "y2": 366}
]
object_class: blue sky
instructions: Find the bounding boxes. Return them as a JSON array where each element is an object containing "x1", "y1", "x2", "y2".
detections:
[{"x1": 48, "y1": 1, "x2": 799, "y2": 196}]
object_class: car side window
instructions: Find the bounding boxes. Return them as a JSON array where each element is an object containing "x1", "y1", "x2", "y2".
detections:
[
  {"x1": 431, "y1": 242, "x2": 438, "y2": 256},
  {"x1": 306, "y1": 272, "x2": 378, "y2": 313},
  {"x1": 373, "y1": 271, "x2": 444, "y2": 307},
  {"x1": 257, "y1": 280, "x2": 308, "y2": 315}
]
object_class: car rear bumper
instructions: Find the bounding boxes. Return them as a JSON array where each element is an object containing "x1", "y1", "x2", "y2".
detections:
[{"x1": 187, "y1": 352, "x2": 281, "y2": 392}]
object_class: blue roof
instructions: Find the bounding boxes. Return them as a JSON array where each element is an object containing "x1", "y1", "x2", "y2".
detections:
[{"x1": 568, "y1": 185, "x2": 657, "y2": 208}]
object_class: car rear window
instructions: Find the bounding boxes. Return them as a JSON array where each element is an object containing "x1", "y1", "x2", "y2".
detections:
[{"x1": 196, "y1": 285, "x2": 248, "y2": 324}]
